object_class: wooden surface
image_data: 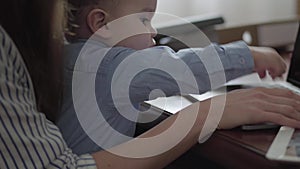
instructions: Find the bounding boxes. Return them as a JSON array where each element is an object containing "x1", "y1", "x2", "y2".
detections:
[
  {"x1": 166, "y1": 129, "x2": 300, "y2": 169},
  {"x1": 195, "y1": 129, "x2": 300, "y2": 169}
]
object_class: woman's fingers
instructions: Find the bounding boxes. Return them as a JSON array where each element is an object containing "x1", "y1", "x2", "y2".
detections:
[
  {"x1": 251, "y1": 87, "x2": 300, "y2": 121},
  {"x1": 248, "y1": 91, "x2": 300, "y2": 120},
  {"x1": 260, "y1": 100, "x2": 300, "y2": 121},
  {"x1": 219, "y1": 87, "x2": 300, "y2": 129},
  {"x1": 259, "y1": 112, "x2": 300, "y2": 128}
]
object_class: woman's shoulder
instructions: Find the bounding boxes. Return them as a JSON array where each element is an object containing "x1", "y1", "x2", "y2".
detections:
[
  {"x1": 0, "y1": 25, "x2": 36, "y2": 101},
  {"x1": 0, "y1": 25, "x2": 97, "y2": 168}
]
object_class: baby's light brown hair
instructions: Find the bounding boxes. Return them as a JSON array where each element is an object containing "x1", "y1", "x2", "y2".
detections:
[{"x1": 66, "y1": 0, "x2": 117, "y2": 41}]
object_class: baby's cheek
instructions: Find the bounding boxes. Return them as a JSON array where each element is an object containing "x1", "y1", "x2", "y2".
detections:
[
  {"x1": 116, "y1": 34, "x2": 152, "y2": 50},
  {"x1": 128, "y1": 34, "x2": 152, "y2": 50}
]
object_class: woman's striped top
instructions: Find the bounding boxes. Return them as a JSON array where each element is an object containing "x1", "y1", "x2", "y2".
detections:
[{"x1": 0, "y1": 26, "x2": 97, "y2": 168}]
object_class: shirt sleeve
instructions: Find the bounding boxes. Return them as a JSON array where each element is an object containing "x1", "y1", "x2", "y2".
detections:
[
  {"x1": 106, "y1": 41, "x2": 254, "y2": 105},
  {"x1": 57, "y1": 39, "x2": 254, "y2": 154},
  {"x1": 0, "y1": 26, "x2": 97, "y2": 169}
]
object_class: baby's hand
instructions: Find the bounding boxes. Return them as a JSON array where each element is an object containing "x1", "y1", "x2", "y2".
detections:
[{"x1": 249, "y1": 46, "x2": 287, "y2": 79}]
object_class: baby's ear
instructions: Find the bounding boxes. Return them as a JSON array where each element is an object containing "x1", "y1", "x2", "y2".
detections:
[{"x1": 87, "y1": 9, "x2": 111, "y2": 38}]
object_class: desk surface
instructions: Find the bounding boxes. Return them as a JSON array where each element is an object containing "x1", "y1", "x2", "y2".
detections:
[
  {"x1": 166, "y1": 129, "x2": 300, "y2": 169},
  {"x1": 195, "y1": 129, "x2": 300, "y2": 169}
]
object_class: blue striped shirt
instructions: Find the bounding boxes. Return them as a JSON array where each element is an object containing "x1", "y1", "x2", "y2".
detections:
[
  {"x1": 58, "y1": 37, "x2": 255, "y2": 154},
  {"x1": 0, "y1": 26, "x2": 97, "y2": 168}
]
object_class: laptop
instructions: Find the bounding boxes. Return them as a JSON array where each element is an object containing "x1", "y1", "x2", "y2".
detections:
[
  {"x1": 266, "y1": 22, "x2": 300, "y2": 163},
  {"x1": 285, "y1": 21, "x2": 300, "y2": 92}
]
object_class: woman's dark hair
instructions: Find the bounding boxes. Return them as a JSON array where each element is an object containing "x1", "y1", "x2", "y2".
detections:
[{"x1": 0, "y1": 0, "x2": 64, "y2": 121}]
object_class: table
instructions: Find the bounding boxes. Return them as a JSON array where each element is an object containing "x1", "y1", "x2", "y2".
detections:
[{"x1": 166, "y1": 129, "x2": 300, "y2": 169}]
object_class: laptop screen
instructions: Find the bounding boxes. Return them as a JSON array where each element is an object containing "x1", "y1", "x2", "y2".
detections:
[{"x1": 287, "y1": 22, "x2": 300, "y2": 88}]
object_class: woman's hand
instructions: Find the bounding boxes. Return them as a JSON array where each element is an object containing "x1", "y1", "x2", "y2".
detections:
[
  {"x1": 218, "y1": 87, "x2": 300, "y2": 129},
  {"x1": 249, "y1": 46, "x2": 287, "y2": 79}
]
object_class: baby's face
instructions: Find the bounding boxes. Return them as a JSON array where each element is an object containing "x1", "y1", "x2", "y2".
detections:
[{"x1": 105, "y1": 0, "x2": 158, "y2": 50}]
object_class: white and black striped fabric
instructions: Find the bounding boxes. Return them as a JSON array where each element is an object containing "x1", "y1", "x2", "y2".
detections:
[{"x1": 0, "y1": 26, "x2": 97, "y2": 169}]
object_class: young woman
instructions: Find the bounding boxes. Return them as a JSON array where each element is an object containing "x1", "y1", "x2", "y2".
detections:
[{"x1": 1, "y1": 0, "x2": 300, "y2": 168}]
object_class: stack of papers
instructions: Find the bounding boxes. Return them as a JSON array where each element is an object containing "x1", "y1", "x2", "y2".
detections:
[{"x1": 139, "y1": 73, "x2": 272, "y2": 119}]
